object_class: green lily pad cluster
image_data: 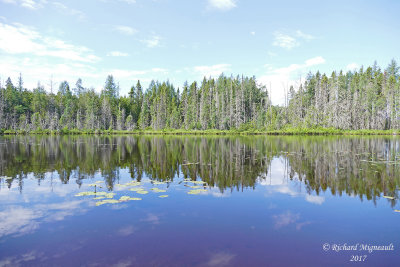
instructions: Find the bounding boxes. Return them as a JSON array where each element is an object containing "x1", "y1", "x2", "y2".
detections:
[
  {"x1": 74, "y1": 178, "x2": 210, "y2": 206},
  {"x1": 151, "y1": 188, "x2": 166, "y2": 193},
  {"x1": 74, "y1": 180, "x2": 171, "y2": 206},
  {"x1": 183, "y1": 178, "x2": 208, "y2": 195},
  {"x1": 187, "y1": 189, "x2": 207, "y2": 195}
]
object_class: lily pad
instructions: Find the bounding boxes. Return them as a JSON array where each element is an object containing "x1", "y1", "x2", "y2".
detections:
[
  {"x1": 129, "y1": 187, "x2": 145, "y2": 191},
  {"x1": 191, "y1": 181, "x2": 207, "y2": 185},
  {"x1": 187, "y1": 189, "x2": 207, "y2": 195},
  {"x1": 151, "y1": 188, "x2": 166, "y2": 193},
  {"x1": 159, "y1": 195, "x2": 168, "y2": 198},
  {"x1": 105, "y1": 193, "x2": 115, "y2": 198},
  {"x1": 119, "y1": 196, "x2": 141, "y2": 202},
  {"x1": 152, "y1": 181, "x2": 166, "y2": 185},
  {"x1": 136, "y1": 190, "x2": 149, "y2": 194},
  {"x1": 126, "y1": 181, "x2": 141, "y2": 186},
  {"x1": 95, "y1": 199, "x2": 120, "y2": 206},
  {"x1": 94, "y1": 192, "x2": 108, "y2": 196},
  {"x1": 383, "y1": 196, "x2": 395, "y2": 200},
  {"x1": 75, "y1": 191, "x2": 97, "y2": 196},
  {"x1": 94, "y1": 196, "x2": 106, "y2": 200}
]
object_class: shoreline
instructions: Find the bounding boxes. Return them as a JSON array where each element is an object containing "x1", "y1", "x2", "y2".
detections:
[{"x1": 1, "y1": 128, "x2": 400, "y2": 136}]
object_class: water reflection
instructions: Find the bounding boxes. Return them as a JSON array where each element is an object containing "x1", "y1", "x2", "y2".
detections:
[{"x1": 1, "y1": 135, "x2": 400, "y2": 205}]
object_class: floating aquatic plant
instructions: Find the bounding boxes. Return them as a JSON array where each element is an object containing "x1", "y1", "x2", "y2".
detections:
[
  {"x1": 159, "y1": 195, "x2": 168, "y2": 198},
  {"x1": 191, "y1": 181, "x2": 207, "y2": 185},
  {"x1": 75, "y1": 191, "x2": 97, "y2": 196},
  {"x1": 187, "y1": 189, "x2": 207, "y2": 195},
  {"x1": 119, "y1": 196, "x2": 138, "y2": 202},
  {"x1": 136, "y1": 190, "x2": 149, "y2": 194},
  {"x1": 126, "y1": 181, "x2": 141, "y2": 186},
  {"x1": 152, "y1": 181, "x2": 167, "y2": 185},
  {"x1": 105, "y1": 193, "x2": 115, "y2": 198},
  {"x1": 151, "y1": 188, "x2": 166, "y2": 193},
  {"x1": 383, "y1": 196, "x2": 395, "y2": 200},
  {"x1": 95, "y1": 199, "x2": 120, "y2": 206}
]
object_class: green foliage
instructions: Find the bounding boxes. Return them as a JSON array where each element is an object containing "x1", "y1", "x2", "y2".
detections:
[{"x1": 1, "y1": 61, "x2": 400, "y2": 134}]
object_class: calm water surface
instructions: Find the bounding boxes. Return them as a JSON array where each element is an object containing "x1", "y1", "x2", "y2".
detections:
[{"x1": 0, "y1": 135, "x2": 399, "y2": 266}]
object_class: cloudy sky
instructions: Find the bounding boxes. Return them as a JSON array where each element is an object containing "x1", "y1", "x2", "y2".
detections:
[{"x1": 0, "y1": 0, "x2": 399, "y2": 104}]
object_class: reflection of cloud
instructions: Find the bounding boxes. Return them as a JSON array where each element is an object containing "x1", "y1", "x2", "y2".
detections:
[
  {"x1": 117, "y1": 225, "x2": 135, "y2": 236},
  {"x1": 0, "y1": 200, "x2": 86, "y2": 238},
  {"x1": 273, "y1": 185, "x2": 297, "y2": 196},
  {"x1": 197, "y1": 187, "x2": 231, "y2": 198},
  {"x1": 272, "y1": 211, "x2": 311, "y2": 231},
  {"x1": 211, "y1": 191, "x2": 230, "y2": 198},
  {"x1": 112, "y1": 259, "x2": 134, "y2": 267},
  {"x1": 0, "y1": 250, "x2": 44, "y2": 266},
  {"x1": 141, "y1": 213, "x2": 160, "y2": 225},
  {"x1": 305, "y1": 195, "x2": 325, "y2": 205},
  {"x1": 273, "y1": 211, "x2": 300, "y2": 229},
  {"x1": 206, "y1": 252, "x2": 236, "y2": 266},
  {"x1": 0, "y1": 206, "x2": 41, "y2": 238},
  {"x1": 260, "y1": 157, "x2": 326, "y2": 206},
  {"x1": 296, "y1": 221, "x2": 312, "y2": 230}
]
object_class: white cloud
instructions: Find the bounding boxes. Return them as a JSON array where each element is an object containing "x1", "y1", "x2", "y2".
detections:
[
  {"x1": 273, "y1": 32, "x2": 299, "y2": 50},
  {"x1": 141, "y1": 35, "x2": 161, "y2": 48},
  {"x1": 273, "y1": 30, "x2": 315, "y2": 50},
  {"x1": 296, "y1": 30, "x2": 315, "y2": 41},
  {"x1": 114, "y1": 25, "x2": 137, "y2": 36},
  {"x1": 151, "y1": 67, "x2": 168, "y2": 74},
  {"x1": 52, "y1": 2, "x2": 85, "y2": 20},
  {"x1": 109, "y1": 69, "x2": 147, "y2": 78},
  {"x1": 107, "y1": 51, "x2": 129, "y2": 57},
  {"x1": 1, "y1": 0, "x2": 46, "y2": 10},
  {"x1": 99, "y1": 0, "x2": 136, "y2": 4},
  {"x1": 258, "y1": 56, "x2": 326, "y2": 105},
  {"x1": 193, "y1": 63, "x2": 231, "y2": 78},
  {"x1": 0, "y1": 22, "x2": 100, "y2": 63},
  {"x1": 346, "y1": 63, "x2": 359, "y2": 71},
  {"x1": 305, "y1": 56, "x2": 325, "y2": 66},
  {"x1": 207, "y1": 0, "x2": 236, "y2": 11},
  {"x1": 250, "y1": 31, "x2": 255, "y2": 36}
]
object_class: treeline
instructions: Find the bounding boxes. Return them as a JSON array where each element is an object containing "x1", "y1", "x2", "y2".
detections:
[{"x1": 0, "y1": 60, "x2": 399, "y2": 132}]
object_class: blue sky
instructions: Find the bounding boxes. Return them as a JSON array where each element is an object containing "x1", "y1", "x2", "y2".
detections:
[{"x1": 0, "y1": 0, "x2": 399, "y2": 104}]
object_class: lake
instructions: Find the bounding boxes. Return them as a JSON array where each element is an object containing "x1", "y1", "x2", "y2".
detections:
[{"x1": 0, "y1": 135, "x2": 399, "y2": 266}]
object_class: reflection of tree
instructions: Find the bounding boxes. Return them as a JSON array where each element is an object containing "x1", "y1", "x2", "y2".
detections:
[{"x1": 0, "y1": 135, "x2": 399, "y2": 205}]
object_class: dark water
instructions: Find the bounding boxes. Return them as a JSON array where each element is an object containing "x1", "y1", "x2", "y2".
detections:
[{"x1": 0, "y1": 135, "x2": 399, "y2": 266}]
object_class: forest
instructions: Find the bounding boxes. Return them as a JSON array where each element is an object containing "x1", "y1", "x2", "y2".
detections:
[{"x1": 0, "y1": 60, "x2": 399, "y2": 133}]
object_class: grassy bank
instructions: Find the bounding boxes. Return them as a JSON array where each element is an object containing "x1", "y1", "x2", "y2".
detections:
[{"x1": 1, "y1": 127, "x2": 400, "y2": 136}]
